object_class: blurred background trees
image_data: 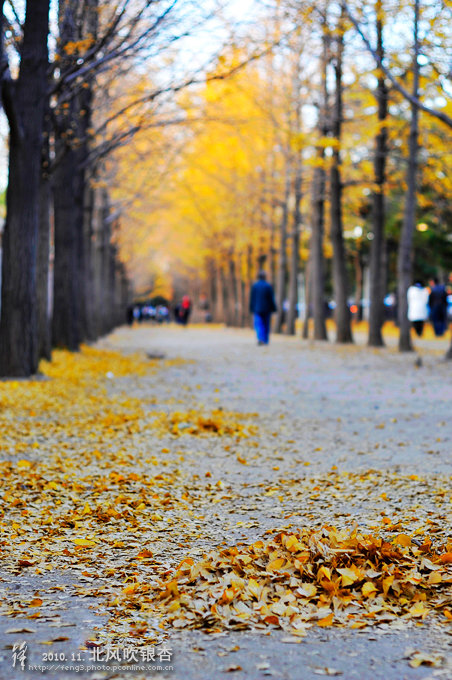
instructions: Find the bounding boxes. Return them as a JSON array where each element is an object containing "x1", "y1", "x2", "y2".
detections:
[{"x1": 0, "y1": 0, "x2": 451, "y2": 375}]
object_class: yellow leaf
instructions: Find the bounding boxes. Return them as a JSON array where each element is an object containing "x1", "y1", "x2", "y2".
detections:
[
  {"x1": 427, "y1": 571, "x2": 442, "y2": 585},
  {"x1": 17, "y1": 460, "x2": 32, "y2": 469},
  {"x1": 284, "y1": 535, "x2": 301, "y2": 552},
  {"x1": 267, "y1": 557, "x2": 285, "y2": 572},
  {"x1": 409, "y1": 602, "x2": 428, "y2": 618},
  {"x1": 73, "y1": 538, "x2": 96, "y2": 547},
  {"x1": 297, "y1": 583, "x2": 317, "y2": 598},
  {"x1": 247, "y1": 578, "x2": 261, "y2": 597},
  {"x1": 317, "y1": 566, "x2": 331, "y2": 581},
  {"x1": 394, "y1": 534, "x2": 412, "y2": 547},
  {"x1": 362, "y1": 582, "x2": 377, "y2": 598},
  {"x1": 337, "y1": 567, "x2": 359, "y2": 586}
]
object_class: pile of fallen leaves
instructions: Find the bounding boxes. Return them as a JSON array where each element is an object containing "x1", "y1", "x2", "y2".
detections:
[
  {"x1": 150, "y1": 409, "x2": 257, "y2": 437},
  {"x1": 1, "y1": 344, "x2": 451, "y2": 649},
  {"x1": 119, "y1": 526, "x2": 452, "y2": 633}
]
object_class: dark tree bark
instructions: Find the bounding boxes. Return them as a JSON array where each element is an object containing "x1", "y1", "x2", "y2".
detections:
[
  {"x1": 52, "y1": 143, "x2": 82, "y2": 350},
  {"x1": 310, "y1": 164, "x2": 328, "y2": 340},
  {"x1": 37, "y1": 111, "x2": 52, "y2": 361},
  {"x1": 310, "y1": 18, "x2": 329, "y2": 341},
  {"x1": 0, "y1": 0, "x2": 50, "y2": 376},
  {"x1": 368, "y1": 2, "x2": 388, "y2": 347},
  {"x1": 52, "y1": 0, "x2": 98, "y2": 349},
  {"x1": 397, "y1": 0, "x2": 420, "y2": 352},
  {"x1": 99, "y1": 193, "x2": 113, "y2": 336},
  {"x1": 330, "y1": 8, "x2": 353, "y2": 344},
  {"x1": 82, "y1": 182, "x2": 98, "y2": 341}
]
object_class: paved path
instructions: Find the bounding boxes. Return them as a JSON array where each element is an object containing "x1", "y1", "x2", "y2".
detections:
[{"x1": 1, "y1": 324, "x2": 451, "y2": 680}]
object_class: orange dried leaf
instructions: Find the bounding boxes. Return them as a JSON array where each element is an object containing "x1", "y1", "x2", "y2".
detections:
[
  {"x1": 29, "y1": 598, "x2": 43, "y2": 607},
  {"x1": 317, "y1": 612, "x2": 334, "y2": 627},
  {"x1": 438, "y1": 552, "x2": 452, "y2": 564}
]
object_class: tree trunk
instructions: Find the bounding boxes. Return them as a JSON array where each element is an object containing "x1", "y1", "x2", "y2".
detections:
[
  {"x1": 330, "y1": 10, "x2": 353, "y2": 344},
  {"x1": 90, "y1": 186, "x2": 102, "y2": 339},
  {"x1": 287, "y1": 160, "x2": 302, "y2": 335},
  {"x1": 227, "y1": 253, "x2": 238, "y2": 326},
  {"x1": 213, "y1": 261, "x2": 223, "y2": 322},
  {"x1": 287, "y1": 57, "x2": 303, "y2": 336},
  {"x1": 368, "y1": 3, "x2": 388, "y2": 347},
  {"x1": 245, "y1": 244, "x2": 253, "y2": 327},
  {"x1": 99, "y1": 195, "x2": 113, "y2": 336},
  {"x1": 302, "y1": 256, "x2": 311, "y2": 339},
  {"x1": 37, "y1": 126, "x2": 52, "y2": 361},
  {"x1": 274, "y1": 160, "x2": 291, "y2": 333},
  {"x1": 397, "y1": 0, "x2": 420, "y2": 352},
  {"x1": 83, "y1": 183, "x2": 97, "y2": 341},
  {"x1": 310, "y1": 18, "x2": 329, "y2": 341},
  {"x1": 0, "y1": 0, "x2": 50, "y2": 376},
  {"x1": 206, "y1": 258, "x2": 216, "y2": 321},
  {"x1": 78, "y1": 0, "x2": 98, "y2": 341},
  {"x1": 220, "y1": 265, "x2": 229, "y2": 325},
  {"x1": 52, "y1": 0, "x2": 98, "y2": 348},
  {"x1": 355, "y1": 247, "x2": 363, "y2": 320},
  {"x1": 311, "y1": 164, "x2": 328, "y2": 340},
  {"x1": 52, "y1": 146, "x2": 81, "y2": 350}
]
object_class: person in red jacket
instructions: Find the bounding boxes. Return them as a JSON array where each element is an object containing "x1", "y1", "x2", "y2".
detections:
[{"x1": 179, "y1": 295, "x2": 192, "y2": 326}]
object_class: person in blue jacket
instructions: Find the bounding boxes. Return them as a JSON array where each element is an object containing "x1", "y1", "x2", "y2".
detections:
[
  {"x1": 249, "y1": 271, "x2": 277, "y2": 345},
  {"x1": 428, "y1": 277, "x2": 448, "y2": 336}
]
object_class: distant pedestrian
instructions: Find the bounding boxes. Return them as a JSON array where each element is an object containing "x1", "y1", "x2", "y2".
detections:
[
  {"x1": 249, "y1": 271, "x2": 277, "y2": 345},
  {"x1": 179, "y1": 295, "x2": 192, "y2": 326},
  {"x1": 407, "y1": 280, "x2": 429, "y2": 337},
  {"x1": 126, "y1": 305, "x2": 134, "y2": 326},
  {"x1": 428, "y1": 277, "x2": 448, "y2": 337}
]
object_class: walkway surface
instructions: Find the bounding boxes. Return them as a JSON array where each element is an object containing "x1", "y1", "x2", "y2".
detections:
[{"x1": 0, "y1": 324, "x2": 451, "y2": 680}]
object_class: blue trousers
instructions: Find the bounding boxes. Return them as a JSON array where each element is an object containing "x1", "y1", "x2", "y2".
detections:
[{"x1": 254, "y1": 313, "x2": 271, "y2": 344}]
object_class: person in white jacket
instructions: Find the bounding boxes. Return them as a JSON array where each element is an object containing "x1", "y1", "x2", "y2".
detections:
[{"x1": 407, "y1": 281, "x2": 429, "y2": 336}]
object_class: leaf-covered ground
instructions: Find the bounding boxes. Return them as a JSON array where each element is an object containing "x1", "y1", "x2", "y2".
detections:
[{"x1": 0, "y1": 326, "x2": 451, "y2": 679}]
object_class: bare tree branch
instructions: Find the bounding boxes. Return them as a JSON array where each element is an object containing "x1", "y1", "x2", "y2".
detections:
[{"x1": 343, "y1": 2, "x2": 452, "y2": 129}]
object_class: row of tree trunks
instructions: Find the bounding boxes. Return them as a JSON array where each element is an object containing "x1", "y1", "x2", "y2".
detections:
[
  {"x1": 0, "y1": 0, "x2": 138, "y2": 378},
  {"x1": 0, "y1": 0, "x2": 50, "y2": 376},
  {"x1": 205, "y1": 252, "x2": 256, "y2": 327}
]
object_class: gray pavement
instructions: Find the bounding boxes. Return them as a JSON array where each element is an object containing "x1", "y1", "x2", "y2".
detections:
[{"x1": 1, "y1": 324, "x2": 451, "y2": 680}]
